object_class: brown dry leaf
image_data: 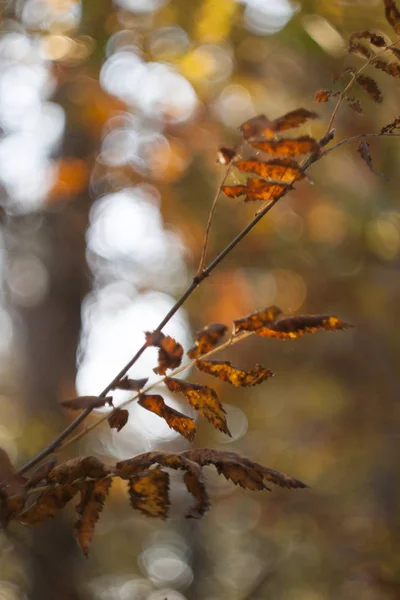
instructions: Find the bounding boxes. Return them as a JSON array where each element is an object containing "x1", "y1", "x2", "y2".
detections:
[
  {"x1": 234, "y1": 305, "x2": 283, "y2": 334},
  {"x1": 196, "y1": 360, "x2": 274, "y2": 387},
  {"x1": 183, "y1": 449, "x2": 307, "y2": 490},
  {"x1": 18, "y1": 482, "x2": 81, "y2": 525},
  {"x1": 113, "y1": 377, "x2": 148, "y2": 391},
  {"x1": 128, "y1": 468, "x2": 169, "y2": 519},
  {"x1": 240, "y1": 110, "x2": 318, "y2": 140},
  {"x1": 233, "y1": 158, "x2": 304, "y2": 183},
  {"x1": 345, "y1": 96, "x2": 363, "y2": 114},
  {"x1": 249, "y1": 136, "x2": 319, "y2": 156},
  {"x1": 372, "y1": 58, "x2": 400, "y2": 78},
  {"x1": 164, "y1": 377, "x2": 230, "y2": 435},
  {"x1": 187, "y1": 323, "x2": 228, "y2": 359},
  {"x1": 138, "y1": 394, "x2": 196, "y2": 441},
  {"x1": 355, "y1": 74, "x2": 383, "y2": 102},
  {"x1": 217, "y1": 147, "x2": 236, "y2": 165},
  {"x1": 245, "y1": 179, "x2": 292, "y2": 202},
  {"x1": 349, "y1": 30, "x2": 386, "y2": 49},
  {"x1": 255, "y1": 314, "x2": 353, "y2": 340},
  {"x1": 25, "y1": 458, "x2": 57, "y2": 489},
  {"x1": 146, "y1": 331, "x2": 183, "y2": 375},
  {"x1": 222, "y1": 184, "x2": 247, "y2": 198},
  {"x1": 384, "y1": 0, "x2": 400, "y2": 34},
  {"x1": 315, "y1": 90, "x2": 340, "y2": 103},
  {"x1": 390, "y1": 46, "x2": 400, "y2": 59},
  {"x1": 116, "y1": 451, "x2": 209, "y2": 517},
  {"x1": 48, "y1": 456, "x2": 109, "y2": 485},
  {"x1": 381, "y1": 116, "x2": 400, "y2": 133},
  {"x1": 59, "y1": 396, "x2": 113, "y2": 410},
  {"x1": 75, "y1": 477, "x2": 112, "y2": 556},
  {"x1": 108, "y1": 408, "x2": 129, "y2": 432},
  {"x1": 357, "y1": 140, "x2": 388, "y2": 179}
]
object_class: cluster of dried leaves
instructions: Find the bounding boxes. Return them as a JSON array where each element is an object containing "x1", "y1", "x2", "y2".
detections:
[
  {"x1": 315, "y1": 0, "x2": 400, "y2": 175},
  {"x1": 0, "y1": 448, "x2": 306, "y2": 556},
  {"x1": 3, "y1": 0, "x2": 400, "y2": 559}
]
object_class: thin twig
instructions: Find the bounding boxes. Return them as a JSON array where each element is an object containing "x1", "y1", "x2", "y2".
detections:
[
  {"x1": 197, "y1": 148, "x2": 242, "y2": 276},
  {"x1": 321, "y1": 131, "x2": 400, "y2": 157},
  {"x1": 59, "y1": 330, "x2": 255, "y2": 450},
  {"x1": 325, "y1": 37, "x2": 400, "y2": 135}
]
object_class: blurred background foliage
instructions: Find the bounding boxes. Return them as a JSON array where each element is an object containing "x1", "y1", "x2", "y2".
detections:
[{"x1": 0, "y1": 0, "x2": 399, "y2": 598}]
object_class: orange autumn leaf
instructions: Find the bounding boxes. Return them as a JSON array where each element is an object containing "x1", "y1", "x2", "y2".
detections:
[
  {"x1": 187, "y1": 323, "x2": 228, "y2": 359},
  {"x1": 315, "y1": 90, "x2": 340, "y2": 103},
  {"x1": 196, "y1": 360, "x2": 274, "y2": 387},
  {"x1": 222, "y1": 184, "x2": 247, "y2": 198},
  {"x1": 233, "y1": 158, "x2": 304, "y2": 183},
  {"x1": 249, "y1": 136, "x2": 319, "y2": 156},
  {"x1": 234, "y1": 305, "x2": 283, "y2": 334},
  {"x1": 138, "y1": 393, "x2": 196, "y2": 441},
  {"x1": 108, "y1": 408, "x2": 129, "y2": 432},
  {"x1": 75, "y1": 478, "x2": 112, "y2": 556},
  {"x1": 128, "y1": 468, "x2": 170, "y2": 519},
  {"x1": 145, "y1": 331, "x2": 183, "y2": 375},
  {"x1": 164, "y1": 377, "x2": 230, "y2": 436},
  {"x1": 255, "y1": 314, "x2": 353, "y2": 340},
  {"x1": 245, "y1": 179, "x2": 292, "y2": 202}
]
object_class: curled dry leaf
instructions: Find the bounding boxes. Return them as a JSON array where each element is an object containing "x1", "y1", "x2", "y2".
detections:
[
  {"x1": 357, "y1": 140, "x2": 388, "y2": 180},
  {"x1": 116, "y1": 451, "x2": 209, "y2": 518},
  {"x1": 187, "y1": 323, "x2": 228, "y2": 359},
  {"x1": 128, "y1": 467, "x2": 170, "y2": 519},
  {"x1": 216, "y1": 147, "x2": 236, "y2": 165},
  {"x1": 48, "y1": 456, "x2": 110, "y2": 485},
  {"x1": 384, "y1": 0, "x2": 400, "y2": 35},
  {"x1": 60, "y1": 396, "x2": 113, "y2": 411},
  {"x1": 355, "y1": 74, "x2": 383, "y2": 103},
  {"x1": 233, "y1": 158, "x2": 304, "y2": 183},
  {"x1": 349, "y1": 30, "x2": 386, "y2": 48},
  {"x1": 222, "y1": 181, "x2": 292, "y2": 202},
  {"x1": 234, "y1": 305, "x2": 283, "y2": 334},
  {"x1": 18, "y1": 482, "x2": 81, "y2": 525},
  {"x1": 222, "y1": 184, "x2": 248, "y2": 198},
  {"x1": 164, "y1": 377, "x2": 230, "y2": 435},
  {"x1": 146, "y1": 331, "x2": 183, "y2": 375},
  {"x1": 75, "y1": 477, "x2": 112, "y2": 556},
  {"x1": 249, "y1": 136, "x2": 319, "y2": 157},
  {"x1": 349, "y1": 42, "x2": 372, "y2": 59},
  {"x1": 138, "y1": 393, "x2": 196, "y2": 441},
  {"x1": 381, "y1": 116, "x2": 400, "y2": 133},
  {"x1": 372, "y1": 58, "x2": 400, "y2": 78},
  {"x1": 113, "y1": 377, "x2": 148, "y2": 391},
  {"x1": 183, "y1": 449, "x2": 307, "y2": 491},
  {"x1": 255, "y1": 315, "x2": 353, "y2": 340},
  {"x1": 196, "y1": 360, "x2": 274, "y2": 387},
  {"x1": 240, "y1": 109, "x2": 318, "y2": 140},
  {"x1": 108, "y1": 408, "x2": 129, "y2": 432}
]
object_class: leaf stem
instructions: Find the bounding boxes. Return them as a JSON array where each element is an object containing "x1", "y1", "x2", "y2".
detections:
[{"x1": 325, "y1": 37, "x2": 400, "y2": 135}]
